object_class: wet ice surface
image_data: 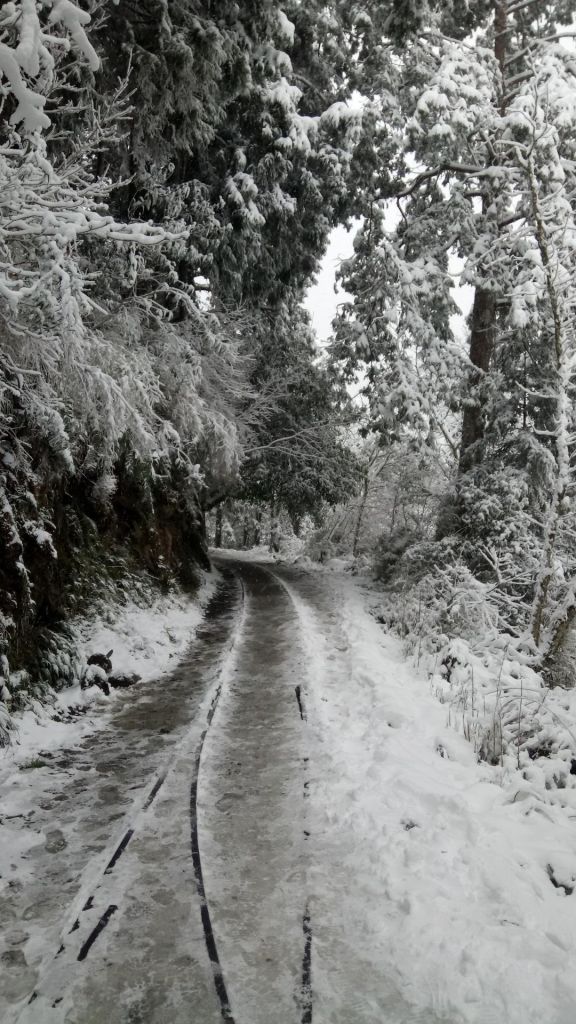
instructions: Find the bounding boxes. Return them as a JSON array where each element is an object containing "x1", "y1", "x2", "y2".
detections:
[
  {"x1": 200, "y1": 562, "x2": 309, "y2": 1024},
  {"x1": 201, "y1": 559, "x2": 441, "y2": 1024}
]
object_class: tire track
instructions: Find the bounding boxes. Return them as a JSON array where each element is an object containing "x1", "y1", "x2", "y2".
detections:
[
  {"x1": 188, "y1": 576, "x2": 246, "y2": 1024},
  {"x1": 301, "y1": 902, "x2": 313, "y2": 1024}
]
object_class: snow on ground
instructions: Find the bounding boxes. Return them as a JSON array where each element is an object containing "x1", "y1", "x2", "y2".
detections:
[
  {"x1": 0, "y1": 566, "x2": 242, "y2": 1024},
  {"x1": 211, "y1": 545, "x2": 276, "y2": 562},
  {"x1": 282, "y1": 563, "x2": 576, "y2": 1024},
  {"x1": 4, "y1": 550, "x2": 576, "y2": 1022},
  {"x1": 1, "y1": 571, "x2": 217, "y2": 770},
  {"x1": 76, "y1": 577, "x2": 216, "y2": 682},
  {"x1": 0, "y1": 568, "x2": 221, "y2": 1021}
]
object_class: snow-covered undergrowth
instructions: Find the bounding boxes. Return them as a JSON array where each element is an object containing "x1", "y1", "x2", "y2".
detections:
[
  {"x1": 366, "y1": 563, "x2": 576, "y2": 823},
  {"x1": 0, "y1": 572, "x2": 216, "y2": 759}
]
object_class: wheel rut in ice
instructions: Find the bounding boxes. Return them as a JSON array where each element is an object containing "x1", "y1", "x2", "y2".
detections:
[
  {"x1": 10, "y1": 561, "x2": 314, "y2": 1024},
  {"x1": 188, "y1": 576, "x2": 246, "y2": 1024},
  {"x1": 266, "y1": 566, "x2": 315, "y2": 1024}
]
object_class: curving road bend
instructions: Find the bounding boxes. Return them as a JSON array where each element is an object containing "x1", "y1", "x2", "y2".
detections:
[{"x1": 1, "y1": 558, "x2": 439, "y2": 1024}]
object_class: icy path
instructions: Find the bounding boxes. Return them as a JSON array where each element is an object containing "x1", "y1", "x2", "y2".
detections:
[
  {"x1": 0, "y1": 571, "x2": 242, "y2": 1024},
  {"x1": 199, "y1": 563, "x2": 310, "y2": 1024},
  {"x1": 2, "y1": 558, "x2": 576, "y2": 1024}
]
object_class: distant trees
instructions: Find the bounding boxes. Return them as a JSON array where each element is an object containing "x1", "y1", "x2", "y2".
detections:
[{"x1": 238, "y1": 308, "x2": 360, "y2": 532}]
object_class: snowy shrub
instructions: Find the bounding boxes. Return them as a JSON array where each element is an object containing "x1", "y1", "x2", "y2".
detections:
[
  {"x1": 91, "y1": 474, "x2": 118, "y2": 510},
  {"x1": 370, "y1": 540, "x2": 554, "y2": 766},
  {"x1": 276, "y1": 529, "x2": 306, "y2": 562},
  {"x1": 373, "y1": 528, "x2": 416, "y2": 582},
  {"x1": 376, "y1": 558, "x2": 497, "y2": 648}
]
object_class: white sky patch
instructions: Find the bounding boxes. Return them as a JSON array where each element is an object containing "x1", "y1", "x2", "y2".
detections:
[
  {"x1": 304, "y1": 223, "x2": 357, "y2": 342},
  {"x1": 449, "y1": 252, "x2": 475, "y2": 341}
]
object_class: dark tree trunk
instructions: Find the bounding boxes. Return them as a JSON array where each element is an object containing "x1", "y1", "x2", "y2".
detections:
[
  {"x1": 353, "y1": 475, "x2": 369, "y2": 557},
  {"x1": 214, "y1": 504, "x2": 223, "y2": 549},
  {"x1": 458, "y1": 287, "x2": 496, "y2": 474},
  {"x1": 254, "y1": 510, "x2": 262, "y2": 547},
  {"x1": 457, "y1": 1, "x2": 507, "y2": 477},
  {"x1": 269, "y1": 494, "x2": 280, "y2": 553},
  {"x1": 494, "y1": 0, "x2": 508, "y2": 112}
]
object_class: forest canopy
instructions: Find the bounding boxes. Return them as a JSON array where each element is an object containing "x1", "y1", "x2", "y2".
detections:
[{"x1": 2, "y1": 0, "x2": 576, "y2": 696}]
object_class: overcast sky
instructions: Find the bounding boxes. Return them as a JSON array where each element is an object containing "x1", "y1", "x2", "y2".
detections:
[{"x1": 304, "y1": 223, "x2": 356, "y2": 343}]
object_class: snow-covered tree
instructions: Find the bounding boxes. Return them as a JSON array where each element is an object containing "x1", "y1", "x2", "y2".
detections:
[
  {"x1": 0, "y1": 0, "x2": 153, "y2": 650},
  {"x1": 1, "y1": 0, "x2": 390, "y2": 694},
  {"x1": 214, "y1": 305, "x2": 361, "y2": 533},
  {"x1": 334, "y1": 1, "x2": 576, "y2": 663}
]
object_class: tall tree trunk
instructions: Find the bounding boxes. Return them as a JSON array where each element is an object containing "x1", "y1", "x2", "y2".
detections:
[
  {"x1": 493, "y1": 0, "x2": 508, "y2": 108},
  {"x1": 541, "y1": 603, "x2": 576, "y2": 687},
  {"x1": 214, "y1": 504, "x2": 223, "y2": 549},
  {"x1": 525, "y1": 156, "x2": 572, "y2": 647},
  {"x1": 458, "y1": 288, "x2": 496, "y2": 473},
  {"x1": 353, "y1": 475, "x2": 369, "y2": 557},
  {"x1": 458, "y1": 1, "x2": 507, "y2": 476},
  {"x1": 269, "y1": 494, "x2": 280, "y2": 553}
]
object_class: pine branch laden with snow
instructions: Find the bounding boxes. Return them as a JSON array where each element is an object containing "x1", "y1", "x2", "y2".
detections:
[
  {"x1": 0, "y1": 1, "x2": 175, "y2": 450},
  {"x1": 0, "y1": 0, "x2": 191, "y2": 670},
  {"x1": 0, "y1": 4, "x2": 172, "y2": 328}
]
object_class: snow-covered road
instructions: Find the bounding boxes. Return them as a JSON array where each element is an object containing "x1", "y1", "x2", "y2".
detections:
[{"x1": 2, "y1": 558, "x2": 576, "y2": 1024}]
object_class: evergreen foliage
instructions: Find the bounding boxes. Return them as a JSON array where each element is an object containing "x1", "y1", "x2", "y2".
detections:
[
  {"x1": 333, "y1": 0, "x2": 576, "y2": 672},
  {"x1": 0, "y1": 0, "x2": 371, "y2": 690}
]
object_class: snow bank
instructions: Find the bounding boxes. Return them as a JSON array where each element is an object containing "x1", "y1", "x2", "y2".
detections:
[
  {"x1": 1, "y1": 572, "x2": 216, "y2": 768},
  {"x1": 211, "y1": 545, "x2": 276, "y2": 563},
  {"x1": 77, "y1": 585, "x2": 214, "y2": 683},
  {"x1": 287, "y1": 567, "x2": 576, "y2": 1024}
]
